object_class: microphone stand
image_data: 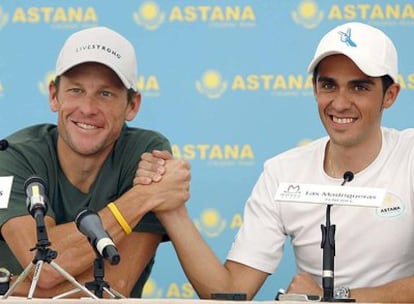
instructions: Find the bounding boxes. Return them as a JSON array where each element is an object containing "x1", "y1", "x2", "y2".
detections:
[
  {"x1": 54, "y1": 241, "x2": 125, "y2": 299},
  {"x1": 320, "y1": 173, "x2": 355, "y2": 302},
  {"x1": 320, "y1": 204, "x2": 336, "y2": 301},
  {"x1": 2, "y1": 211, "x2": 98, "y2": 300},
  {"x1": 85, "y1": 255, "x2": 125, "y2": 299}
]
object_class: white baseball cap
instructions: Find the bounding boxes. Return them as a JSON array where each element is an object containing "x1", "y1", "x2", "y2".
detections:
[
  {"x1": 308, "y1": 22, "x2": 398, "y2": 83},
  {"x1": 55, "y1": 26, "x2": 137, "y2": 90}
]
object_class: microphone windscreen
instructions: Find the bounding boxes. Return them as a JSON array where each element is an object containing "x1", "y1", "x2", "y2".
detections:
[
  {"x1": 24, "y1": 176, "x2": 47, "y2": 195},
  {"x1": 343, "y1": 171, "x2": 354, "y2": 182},
  {"x1": 0, "y1": 139, "x2": 8, "y2": 151}
]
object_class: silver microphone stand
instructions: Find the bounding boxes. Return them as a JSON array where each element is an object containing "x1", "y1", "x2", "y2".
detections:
[
  {"x1": 54, "y1": 255, "x2": 125, "y2": 299},
  {"x1": 55, "y1": 207, "x2": 125, "y2": 299},
  {"x1": 1, "y1": 211, "x2": 98, "y2": 299}
]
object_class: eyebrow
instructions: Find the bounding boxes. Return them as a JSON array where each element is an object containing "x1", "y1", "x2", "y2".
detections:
[
  {"x1": 317, "y1": 76, "x2": 334, "y2": 83},
  {"x1": 348, "y1": 78, "x2": 376, "y2": 86},
  {"x1": 317, "y1": 76, "x2": 376, "y2": 86}
]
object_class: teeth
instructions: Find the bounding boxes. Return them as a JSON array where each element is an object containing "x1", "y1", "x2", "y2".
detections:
[
  {"x1": 332, "y1": 116, "x2": 354, "y2": 124},
  {"x1": 76, "y1": 122, "x2": 97, "y2": 130}
]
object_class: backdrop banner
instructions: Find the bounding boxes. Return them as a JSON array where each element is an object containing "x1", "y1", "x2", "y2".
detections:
[{"x1": 0, "y1": 0, "x2": 413, "y2": 300}]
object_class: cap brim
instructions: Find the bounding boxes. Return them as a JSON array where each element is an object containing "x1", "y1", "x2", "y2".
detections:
[
  {"x1": 307, "y1": 50, "x2": 392, "y2": 80},
  {"x1": 57, "y1": 59, "x2": 132, "y2": 89}
]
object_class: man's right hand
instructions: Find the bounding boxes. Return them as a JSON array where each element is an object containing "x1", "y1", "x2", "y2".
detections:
[
  {"x1": 134, "y1": 150, "x2": 173, "y2": 185},
  {"x1": 133, "y1": 150, "x2": 191, "y2": 212}
]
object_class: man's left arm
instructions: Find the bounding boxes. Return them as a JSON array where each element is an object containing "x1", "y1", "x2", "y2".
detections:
[
  {"x1": 102, "y1": 231, "x2": 163, "y2": 296},
  {"x1": 351, "y1": 276, "x2": 414, "y2": 303},
  {"x1": 287, "y1": 272, "x2": 414, "y2": 302},
  {"x1": 15, "y1": 231, "x2": 162, "y2": 298}
]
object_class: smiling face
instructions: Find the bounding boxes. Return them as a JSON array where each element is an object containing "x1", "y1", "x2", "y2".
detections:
[
  {"x1": 49, "y1": 62, "x2": 140, "y2": 159},
  {"x1": 313, "y1": 54, "x2": 398, "y2": 150}
]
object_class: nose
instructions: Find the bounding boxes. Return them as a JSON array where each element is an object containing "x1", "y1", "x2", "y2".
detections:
[
  {"x1": 79, "y1": 95, "x2": 99, "y2": 114},
  {"x1": 330, "y1": 88, "x2": 352, "y2": 111}
]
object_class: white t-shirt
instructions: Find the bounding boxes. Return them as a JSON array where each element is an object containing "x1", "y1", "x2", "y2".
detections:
[{"x1": 227, "y1": 127, "x2": 414, "y2": 288}]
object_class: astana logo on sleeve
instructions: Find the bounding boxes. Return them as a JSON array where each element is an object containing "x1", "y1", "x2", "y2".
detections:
[
  {"x1": 133, "y1": 1, "x2": 166, "y2": 31},
  {"x1": 0, "y1": 6, "x2": 9, "y2": 29},
  {"x1": 196, "y1": 70, "x2": 227, "y2": 99},
  {"x1": 194, "y1": 208, "x2": 226, "y2": 237},
  {"x1": 291, "y1": 0, "x2": 323, "y2": 29},
  {"x1": 38, "y1": 71, "x2": 56, "y2": 95}
]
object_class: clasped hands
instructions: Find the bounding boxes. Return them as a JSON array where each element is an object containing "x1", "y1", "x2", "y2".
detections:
[{"x1": 133, "y1": 150, "x2": 191, "y2": 213}]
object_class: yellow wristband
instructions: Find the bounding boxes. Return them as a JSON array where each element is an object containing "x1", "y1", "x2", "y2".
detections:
[{"x1": 107, "y1": 202, "x2": 132, "y2": 235}]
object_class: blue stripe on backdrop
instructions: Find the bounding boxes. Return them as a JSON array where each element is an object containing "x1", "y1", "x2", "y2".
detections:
[{"x1": 0, "y1": 0, "x2": 413, "y2": 300}]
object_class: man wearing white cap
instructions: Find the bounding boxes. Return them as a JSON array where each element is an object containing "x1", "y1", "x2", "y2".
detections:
[
  {"x1": 136, "y1": 22, "x2": 414, "y2": 302},
  {"x1": 0, "y1": 26, "x2": 190, "y2": 298}
]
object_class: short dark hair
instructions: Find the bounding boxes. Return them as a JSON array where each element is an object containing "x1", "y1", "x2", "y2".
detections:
[{"x1": 380, "y1": 75, "x2": 394, "y2": 95}]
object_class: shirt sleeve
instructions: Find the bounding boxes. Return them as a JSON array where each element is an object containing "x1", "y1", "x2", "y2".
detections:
[{"x1": 0, "y1": 146, "x2": 42, "y2": 238}]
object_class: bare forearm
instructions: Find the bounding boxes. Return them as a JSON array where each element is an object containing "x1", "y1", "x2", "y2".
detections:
[
  {"x1": 52, "y1": 183, "x2": 167, "y2": 274},
  {"x1": 12, "y1": 232, "x2": 162, "y2": 298},
  {"x1": 351, "y1": 276, "x2": 414, "y2": 303},
  {"x1": 9, "y1": 189, "x2": 155, "y2": 287},
  {"x1": 9, "y1": 264, "x2": 94, "y2": 298},
  {"x1": 102, "y1": 232, "x2": 162, "y2": 296},
  {"x1": 157, "y1": 207, "x2": 234, "y2": 298}
]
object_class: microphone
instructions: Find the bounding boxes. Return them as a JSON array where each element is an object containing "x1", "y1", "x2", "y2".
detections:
[
  {"x1": 0, "y1": 139, "x2": 9, "y2": 151},
  {"x1": 24, "y1": 176, "x2": 48, "y2": 219},
  {"x1": 321, "y1": 171, "x2": 355, "y2": 302},
  {"x1": 341, "y1": 171, "x2": 354, "y2": 185},
  {"x1": 75, "y1": 208, "x2": 120, "y2": 265}
]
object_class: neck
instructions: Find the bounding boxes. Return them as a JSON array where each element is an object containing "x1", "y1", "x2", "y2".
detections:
[
  {"x1": 324, "y1": 133, "x2": 382, "y2": 178},
  {"x1": 57, "y1": 139, "x2": 108, "y2": 193}
]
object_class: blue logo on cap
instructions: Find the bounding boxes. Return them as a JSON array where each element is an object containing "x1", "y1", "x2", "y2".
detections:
[{"x1": 338, "y1": 28, "x2": 357, "y2": 47}]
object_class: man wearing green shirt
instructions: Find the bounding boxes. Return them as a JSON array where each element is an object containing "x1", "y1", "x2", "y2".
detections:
[{"x1": 0, "y1": 26, "x2": 190, "y2": 298}]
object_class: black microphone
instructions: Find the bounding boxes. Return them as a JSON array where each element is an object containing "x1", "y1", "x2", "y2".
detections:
[
  {"x1": 341, "y1": 171, "x2": 354, "y2": 185},
  {"x1": 321, "y1": 171, "x2": 355, "y2": 302},
  {"x1": 24, "y1": 176, "x2": 48, "y2": 219},
  {"x1": 75, "y1": 208, "x2": 120, "y2": 265},
  {"x1": 0, "y1": 139, "x2": 9, "y2": 151}
]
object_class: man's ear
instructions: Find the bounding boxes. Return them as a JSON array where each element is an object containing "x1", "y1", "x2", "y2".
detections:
[
  {"x1": 125, "y1": 92, "x2": 142, "y2": 121},
  {"x1": 49, "y1": 81, "x2": 59, "y2": 112},
  {"x1": 382, "y1": 83, "x2": 400, "y2": 109}
]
